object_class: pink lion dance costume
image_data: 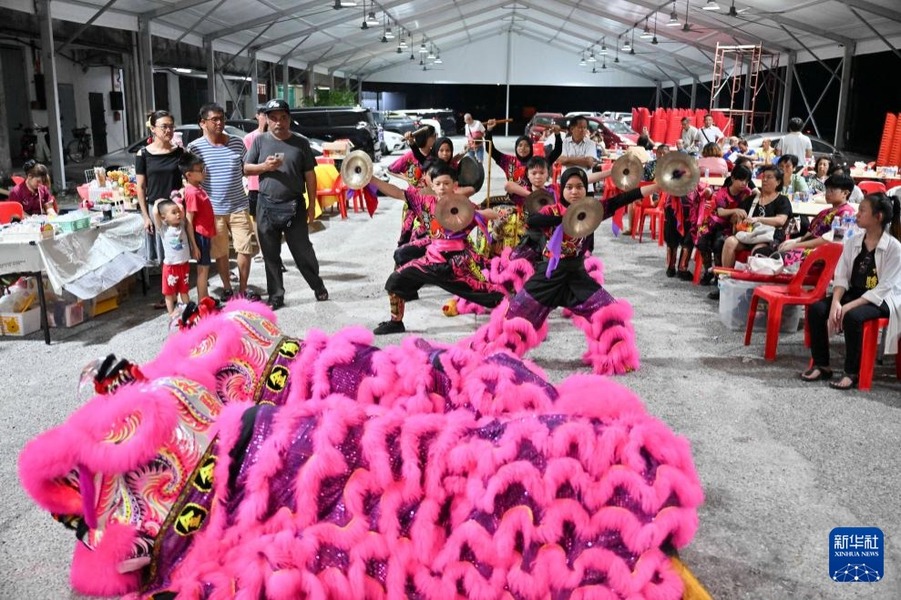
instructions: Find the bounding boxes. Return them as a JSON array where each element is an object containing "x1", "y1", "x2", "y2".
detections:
[{"x1": 20, "y1": 300, "x2": 703, "y2": 599}]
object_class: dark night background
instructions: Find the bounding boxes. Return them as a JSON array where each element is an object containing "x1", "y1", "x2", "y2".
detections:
[{"x1": 364, "y1": 49, "x2": 900, "y2": 158}]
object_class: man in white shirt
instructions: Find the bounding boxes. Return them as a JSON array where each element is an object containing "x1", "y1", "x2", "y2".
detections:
[
  {"x1": 558, "y1": 116, "x2": 598, "y2": 173},
  {"x1": 778, "y1": 117, "x2": 813, "y2": 162},
  {"x1": 463, "y1": 113, "x2": 486, "y2": 162},
  {"x1": 680, "y1": 117, "x2": 700, "y2": 154},
  {"x1": 698, "y1": 114, "x2": 724, "y2": 147}
]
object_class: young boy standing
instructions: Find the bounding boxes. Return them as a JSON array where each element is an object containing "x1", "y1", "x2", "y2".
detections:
[
  {"x1": 152, "y1": 198, "x2": 193, "y2": 315},
  {"x1": 180, "y1": 152, "x2": 215, "y2": 300}
]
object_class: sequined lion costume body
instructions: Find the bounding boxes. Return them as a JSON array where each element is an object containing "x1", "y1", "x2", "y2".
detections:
[{"x1": 19, "y1": 300, "x2": 704, "y2": 599}]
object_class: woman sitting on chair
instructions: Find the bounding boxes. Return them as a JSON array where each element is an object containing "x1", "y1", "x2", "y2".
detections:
[
  {"x1": 9, "y1": 160, "x2": 57, "y2": 216},
  {"x1": 697, "y1": 142, "x2": 730, "y2": 176},
  {"x1": 778, "y1": 173, "x2": 856, "y2": 267},
  {"x1": 801, "y1": 193, "x2": 901, "y2": 389}
]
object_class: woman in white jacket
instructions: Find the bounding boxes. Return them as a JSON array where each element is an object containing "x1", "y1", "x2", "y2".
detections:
[{"x1": 801, "y1": 192, "x2": 901, "y2": 389}]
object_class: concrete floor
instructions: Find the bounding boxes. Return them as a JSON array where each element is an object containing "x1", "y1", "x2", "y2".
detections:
[{"x1": 1, "y1": 137, "x2": 899, "y2": 599}]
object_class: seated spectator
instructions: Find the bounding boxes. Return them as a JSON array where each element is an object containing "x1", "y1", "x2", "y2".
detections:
[
  {"x1": 758, "y1": 138, "x2": 777, "y2": 165},
  {"x1": 696, "y1": 164, "x2": 756, "y2": 286},
  {"x1": 801, "y1": 192, "x2": 901, "y2": 389},
  {"x1": 722, "y1": 137, "x2": 742, "y2": 162},
  {"x1": 698, "y1": 142, "x2": 730, "y2": 176},
  {"x1": 720, "y1": 163, "x2": 792, "y2": 269},
  {"x1": 724, "y1": 155, "x2": 757, "y2": 190},
  {"x1": 828, "y1": 164, "x2": 865, "y2": 202},
  {"x1": 778, "y1": 173, "x2": 856, "y2": 267},
  {"x1": 9, "y1": 160, "x2": 57, "y2": 216},
  {"x1": 776, "y1": 154, "x2": 809, "y2": 196},
  {"x1": 738, "y1": 139, "x2": 756, "y2": 158},
  {"x1": 805, "y1": 157, "x2": 833, "y2": 194}
]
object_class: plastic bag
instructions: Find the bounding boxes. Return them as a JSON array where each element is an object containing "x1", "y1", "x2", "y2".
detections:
[
  {"x1": 747, "y1": 252, "x2": 784, "y2": 275},
  {"x1": 735, "y1": 223, "x2": 776, "y2": 245}
]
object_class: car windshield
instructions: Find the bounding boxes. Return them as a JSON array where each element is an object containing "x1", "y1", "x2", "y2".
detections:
[
  {"x1": 603, "y1": 120, "x2": 635, "y2": 135},
  {"x1": 535, "y1": 116, "x2": 557, "y2": 126}
]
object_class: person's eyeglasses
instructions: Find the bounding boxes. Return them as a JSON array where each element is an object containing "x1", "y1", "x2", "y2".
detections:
[
  {"x1": 155, "y1": 124, "x2": 174, "y2": 130},
  {"x1": 203, "y1": 116, "x2": 225, "y2": 123}
]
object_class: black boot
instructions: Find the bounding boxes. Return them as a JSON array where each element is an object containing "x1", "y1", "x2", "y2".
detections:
[
  {"x1": 665, "y1": 247, "x2": 676, "y2": 277},
  {"x1": 677, "y1": 247, "x2": 693, "y2": 281}
]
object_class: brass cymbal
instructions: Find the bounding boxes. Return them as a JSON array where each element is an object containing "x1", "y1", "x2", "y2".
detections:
[
  {"x1": 655, "y1": 151, "x2": 701, "y2": 197},
  {"x1": 434, "y1": 194, "x2": 476, "y2": 232},
  {"x1": 610, "y1": 154, "x2": 643, "y2": 191},
  {"x1": 340, "y1": 150, "x2": 374, "y2": 190},
  {"x1": 562, "y1": 199, "x2": 604, "y2": 238},
  {"x1": 524, "y1": 189, "x2": 555, "y2": 214}
]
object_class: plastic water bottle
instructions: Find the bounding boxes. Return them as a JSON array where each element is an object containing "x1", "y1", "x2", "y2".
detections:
[
  {"x1": 704, "y1": 167, "x2": 710, "y2": 180},
  {"x1": 832, "y1": 216, "x2": 844, "y2": 242},
  {"x1": 842, "y1": 214, "x2": 855, "y2": 239}
]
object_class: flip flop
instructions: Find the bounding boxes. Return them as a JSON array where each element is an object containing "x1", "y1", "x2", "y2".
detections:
[
  {"x1": 800, "y1": 367, "x2": 833, "y2": 382},
  {"x1": 829, "y1": 375, "x2": 858, "y2": 390}
]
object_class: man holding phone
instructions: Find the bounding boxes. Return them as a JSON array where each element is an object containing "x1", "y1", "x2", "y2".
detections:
[{"x1": 244, "y1": 99, "x2": 328, "y2": 309}]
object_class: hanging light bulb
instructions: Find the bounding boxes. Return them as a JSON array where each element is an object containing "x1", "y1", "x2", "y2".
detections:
[
  {"x1": 434, "y1": 54, "x2": 442, "y2": 64},
  {"x1": 410, "y1": 51, "x2": 415, "y2": 60},
  {"x1": 396, "y1": 45, "x2": 403, "y2": 54},
  {"x1": 651, "y1": 12, "x2": 659, "y2": 44},
  {"x1": 579, "y1": 53, "x2": 586, "y2": 66},
  {"x1": 702, "y1": 0, "x2": 721, "y2": 10},
  {"x1": 602, "y1": 58, "x2": 607, "y2": 69},
  {"x1": 666, "y1": 1, "x2": 681, "y2": 26},
  {"x1": 380, "y1": 16, "x2": 388, "y2": 42},
  {"x1": 366, "y1": 10, "x2": 379, "y2": 25},
  {"x1": 600, "y1": 40, "x2": 608, "y2": 55},
  {"x1": 587, "y1": 51, "x2": 597, "y2": 62},
  {"x1": 385, "y1": 23, "x2": 394, "y2": 39},
  {"x1": 360, "y1": 0, "x2": 368, "y2": 29},
  {"x1": 640, "y1": 19, "x2": 653, "y2": 39},
  {"x1": 622, "y1": 38, "x2": 631, "y2": 52},
  {"x1": 427, "y1": 45, "x2": 436, "y2": 59},
  {"x1": 398, "y1": 30, "x2": 408, "y2": 48},
  {"x1": 419, "y1": 38, "x2": 428, "y2": 53},
  {"x1": 591, "y1": 66, "x2": 597, "y2": 74},
  {"x1": 419, "y1": 58, "x2": 424, "y2": 66}
]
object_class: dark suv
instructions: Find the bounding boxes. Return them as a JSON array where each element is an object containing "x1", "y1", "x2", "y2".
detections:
[
  {"x1": 396, "y1": 109, "x2": 457, "y2": 136},
  {"x1": 289, "y1": 107, "x2": 380, "y2": 159},
  {"x1": 372, "y1": 111, "x2": 417, "y2": 135}
]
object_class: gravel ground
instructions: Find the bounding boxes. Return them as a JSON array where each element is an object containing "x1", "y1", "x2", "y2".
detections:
[{"x1": 1, "y1": 137, "x2": 898, "y2": 599}]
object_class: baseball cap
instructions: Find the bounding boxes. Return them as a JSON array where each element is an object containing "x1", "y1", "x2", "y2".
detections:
[{"x1": 262, "y1": 99, "x2": 290, "y2": 114}]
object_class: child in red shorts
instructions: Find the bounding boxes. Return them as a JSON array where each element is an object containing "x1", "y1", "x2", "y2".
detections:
[
  {"x1": 179, "y1": 152, "x2": 215, "y2": 300},
  {"x1": 153, "y1": 198, "x2": 192, "y2": 315}
]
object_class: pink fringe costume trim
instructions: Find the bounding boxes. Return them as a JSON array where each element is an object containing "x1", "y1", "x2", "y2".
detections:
[
  {"x1": 570, "y1": 300, "x2": 641, "y2": 375},
  {"x1": 449, "y1": 248, "x2": 536, "y2": 316},
  {"x1": 19, "y1": 303, "x2": 700, "y2": 600},
  {"x1": 463, "y1": 298, "x2": 548, "y2": 357}
]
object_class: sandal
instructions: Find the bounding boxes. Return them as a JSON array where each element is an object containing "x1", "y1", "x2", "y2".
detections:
[
  {"x1": 800, "y1": 366, "x2": 833, "y2": 382},
  {"x1": 829, "y1": 375, "x2": 858, "y2": 390}
]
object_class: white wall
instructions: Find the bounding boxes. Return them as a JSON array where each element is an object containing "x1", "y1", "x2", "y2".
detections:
[
  {"x1": 366, "y1": 31, "x2": 654, "y2": 87},
  {"x1": 17, "y1": 43, "x2": 129, "y2": 155}
]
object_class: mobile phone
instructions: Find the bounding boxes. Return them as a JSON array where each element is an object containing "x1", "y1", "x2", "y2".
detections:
[{"x1": 273, "y1": 152, "x2": 285, "y2": 161}]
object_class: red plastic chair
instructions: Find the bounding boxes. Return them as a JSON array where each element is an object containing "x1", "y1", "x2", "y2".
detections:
[
  {"x1": 857, "y1": 180, "x2": 887, "y2": 195},
  {"x1": 635, "y1": 191, "x2": 667, "y2": 245},
  {"x1": 744, "y1": 242, "x2": 843, "y2": 361},
  {"x1": 317, "y1": 177, "x2": 348, "y2": 219},
  {"x1": 858, "y1": 318, "x2": 901, "y2": 391},
  {"x1": 0, "y1": 201, "x2": 25, "y2": 224}
]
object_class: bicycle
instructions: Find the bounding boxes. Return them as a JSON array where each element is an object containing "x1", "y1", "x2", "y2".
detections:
[{"x1": 66, "y1": 127, "x2": 91, "y2": 163}]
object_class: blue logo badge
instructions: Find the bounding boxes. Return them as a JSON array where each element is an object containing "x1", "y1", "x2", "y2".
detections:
[{"x1": 830, "y1": 527, "x2": 884, "y2": 582}]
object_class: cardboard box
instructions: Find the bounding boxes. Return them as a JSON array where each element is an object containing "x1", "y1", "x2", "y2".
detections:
[
  {"x1": 0, "y1": 308, "x2": 42, "y2": 337},
  {"x1": 48, "y1": 301, "x2": 85, "y2": 328}
]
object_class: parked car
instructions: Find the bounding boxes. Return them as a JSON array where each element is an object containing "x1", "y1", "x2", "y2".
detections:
[
  {"x1": 395, "y1": 109, "x2": 457, "y2": 136},
  {"x1": 382, "y1": 130, "x2": 406, "y2": 155},
  {"x1": 372, "y1": 111, "x2": 417, "y2": 135},
  {"x1": 525, "y1": 112, "x2": 566, "y2": 142},
  {"x1": 289, "y1": 106, "x2": 380, "y2": 160},
  {"x1": 744, "y1": 132, "x2": 873, "y2": 167},
  {"x1": 225, "y1": 119, "x2": 259, "y2": 134},
  {"x1": 95, "y1": 124, "x2": 247, "y2": 171},
  {"x1": 585, "y1": 117, "x2": 639, "y2": 149}
]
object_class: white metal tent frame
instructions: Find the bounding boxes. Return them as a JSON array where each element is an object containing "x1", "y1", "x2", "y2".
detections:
[{"x1": 5, "y1": 0, "x2": 901, "y2": 186}]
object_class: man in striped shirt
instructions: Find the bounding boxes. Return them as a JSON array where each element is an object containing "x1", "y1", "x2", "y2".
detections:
[{"x1": 187, "y1": 103, "x2": 257, "y2": 300}]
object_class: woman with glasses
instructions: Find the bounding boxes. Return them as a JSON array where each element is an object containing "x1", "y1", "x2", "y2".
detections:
[
  {"x1": 720, "y1": 164, "x2": 793, "y2": 269},
  {"x1": 135, "y1": 110, "x2": 185, "y2": 308}
]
